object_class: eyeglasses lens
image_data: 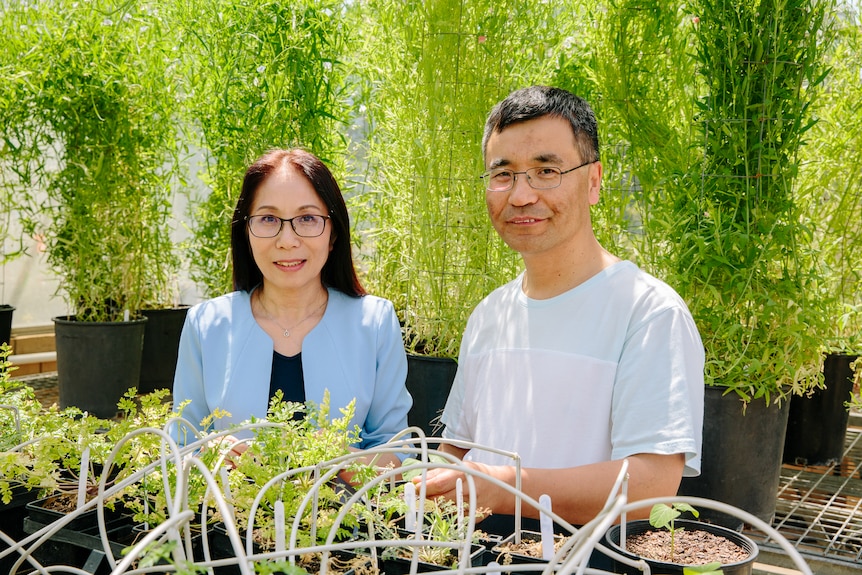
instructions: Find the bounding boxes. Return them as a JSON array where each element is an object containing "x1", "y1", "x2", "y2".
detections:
[{"x1": 293, "y1": 216, "x2": 325, "y2": 236}]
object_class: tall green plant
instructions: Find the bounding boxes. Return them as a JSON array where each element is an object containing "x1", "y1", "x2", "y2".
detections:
[
  {"x1": 354, "y1": 0, "x2": 570, "y2": 357},
  {"x1": 669, "y1": 0, "x2": 834, "y2": 403},
  {"x1": 12, "y1": 0, "x2": 182, "y2": 321},
  {"x1": 589, "y1": 1, "x2": 699, "y2": 271},
  {"x1": 798, "y1": 6, "x2": 862, "y2": 353},
  {"x1": 0, "y1": 159, "x2": 26, "y2": 302},
  {"x1": 174, "y1": 0, "x2": 354, "y2": 297},
  {"x1": 0, "y1": 3, "x2": 52, "y2": 296}
]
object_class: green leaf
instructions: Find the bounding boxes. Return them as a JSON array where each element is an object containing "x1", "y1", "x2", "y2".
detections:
[
  {"x1": 649, "y1": 503, "x2": 678, "y2": 530},
  {"x1": 673, "y1": 502, "x2": 699, "y2": 518},
  {"x1": 684, "y1": 562, "x2": 723, "y2": 574},
  {"x1": 401, "y1": 454, "x2": 450, "y2": 482},
  {"x1": 650, "y1": 502, "x2": 699, "y2": 530}
]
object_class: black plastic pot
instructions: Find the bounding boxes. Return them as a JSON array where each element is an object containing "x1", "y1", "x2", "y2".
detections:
[
  {"x1": 297, "y1": 550, "x2": 368, "y2": 575},
  {"x1": 129, "y1": 523, "x2": 206, "y2": 567},
  {"x1": 23, "y1": 495, "x2": 136, "y2": 574},
  {"x1": 138, "y1": 306, "x2": 189, "y2": 394},
  {"x1": 485, "y1": 525, "x2": 615, "y2": 572},
  {"x1": 210, "y1": 523, "x2": 365, "y2": 575},
  {"x1": 405, "y1": 354, "x2": 457, "y2": 437},
  {"x1": 603, "y1": 519, "x2": 758, "y2": 575},
  {"x1": 0, "y1": 485, "x2": 39, "y2": 575},
  {"x1": 491, "y1": 530, "x2": 564, "y2": 566},
  {"x1": 26, "y1": 494, "x2": 127, "y2": 531},
  {"x1": 53, "y1": 315, "x2": 147, "y2": 419},
  {"x1": 372, "y1": 542, "x2": 485, "y2": 574},
  {"x1": 0, "y1": 304, "x2": 14, "y2": 347},
  {"x1": 208, "y1": 521, "x2": 252, "y2": 575},
  {"x1": 784, "y1": 353, "x2": 859, "y2": 466},
  {"x1": 678, "y1": 386, "x2": 790, "y2": 529}
]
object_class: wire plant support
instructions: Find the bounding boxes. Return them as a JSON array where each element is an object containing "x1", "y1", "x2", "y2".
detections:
[{"x1": 0, "y1": 420, "x2": 816, "y2": 575}]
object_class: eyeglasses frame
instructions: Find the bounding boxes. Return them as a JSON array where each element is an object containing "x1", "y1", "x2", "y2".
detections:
[
  {"x1": 245, "y1": 214, "x2": 331, "y2": 238},
  {"x1": 480, "y1": 159, "x2": 597, "y2": 192}
]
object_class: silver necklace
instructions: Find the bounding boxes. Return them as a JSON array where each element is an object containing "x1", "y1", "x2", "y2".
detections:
[{"x1": 258, "y1": 293, "x2": 327, "y2": 337}]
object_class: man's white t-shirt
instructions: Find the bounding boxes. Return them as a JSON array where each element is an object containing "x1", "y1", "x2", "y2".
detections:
[{"x1": 441, "y1": 261, "x2": 704, "y2": 476}]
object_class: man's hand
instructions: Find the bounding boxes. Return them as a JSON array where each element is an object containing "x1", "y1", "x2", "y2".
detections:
[{"x1": 412, "y1": 461, "x2": 517, "y2": 515}]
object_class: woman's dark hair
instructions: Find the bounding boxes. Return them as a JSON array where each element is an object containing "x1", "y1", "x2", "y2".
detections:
[{"x1": 231, "y1": 148, "x2": 366, "y2": 297}]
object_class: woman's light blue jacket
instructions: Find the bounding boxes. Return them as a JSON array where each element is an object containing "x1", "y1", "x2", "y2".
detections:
[{"x1": 172, "y1": 288, "x2": 411, "y2": 448}]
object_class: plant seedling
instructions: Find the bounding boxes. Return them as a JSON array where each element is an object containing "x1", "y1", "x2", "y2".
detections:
[{"x1": 649, "y1": 502, "x2": 699, "y2": 561}]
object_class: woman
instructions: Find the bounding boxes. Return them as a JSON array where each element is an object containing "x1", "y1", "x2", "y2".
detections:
[{"x1": 172, "y1": 148, "x2": 412, "y2": 461}]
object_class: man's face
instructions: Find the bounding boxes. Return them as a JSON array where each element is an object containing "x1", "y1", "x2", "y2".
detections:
[{"x1": 483, "y1": 115, "x2": 601, "y2": 261}]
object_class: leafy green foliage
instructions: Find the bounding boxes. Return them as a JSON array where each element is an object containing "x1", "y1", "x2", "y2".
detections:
[
  {"x1": 796, "y1": 10, "x2": 862, "y2": 354},
  {"x1": 650, "y1": 502, "x2": 698, "y2": 532},
  {"x1": 364, "y1": 488, "x2": 485, "y2": 568},
  {"x1": 9, "y1": 0, "x2": 184, "y2": 320},
  {"x1": 661, "y1": 0, "x2": 835, "y2": 403},
  {"x1": 126, "y1": 539, "x2": 208, "y2": 575},
  {"x1": 354, "y1": 0, "x2": 571, "y2": 357},
  {"x1": 104, "y1": 388, "x2": 204, "y2": 525},
  {"x1": 253, "y1": 559, "x2": 309, "y2": 575},
  {"x1": 587, "y1": 2, "x2": 700, "y2": 266},
  {"x1": 0, "y1": 343, "x2": 135, "y2": 504},
  {"x1": 0, "y1": 5, "x2": 45, "y2": 270},
  {"x1": 224, "y1": 392, "x2": 369, "y2": 551}
]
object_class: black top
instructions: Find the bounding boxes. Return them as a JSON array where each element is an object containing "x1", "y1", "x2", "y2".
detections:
[{"x1": 269, "y1": 351, "x2": 306, "y2": 411}]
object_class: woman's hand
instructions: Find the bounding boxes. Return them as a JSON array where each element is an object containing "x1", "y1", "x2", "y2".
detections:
[
  {"x1": 204, "y1": 434, "x2": 249, "y2": 468},
  {"x1": 339, "y1": 446, "x2": 402, "y2": 486}
]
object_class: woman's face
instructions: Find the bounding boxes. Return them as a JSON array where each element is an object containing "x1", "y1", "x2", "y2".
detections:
[{"x1": 247, "y1": 165, "x2": 333, "y2": 294}]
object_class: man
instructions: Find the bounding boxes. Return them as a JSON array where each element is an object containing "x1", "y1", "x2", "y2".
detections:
[{"x1": 419, "y1": 86, "x2": 704, "y2": 529}]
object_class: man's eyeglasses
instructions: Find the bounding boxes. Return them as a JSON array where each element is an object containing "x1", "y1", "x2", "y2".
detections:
[
  {"x1": 480, "y1": 160, "x2": 596, "y2": 192},
  {"x1": 246, "y1": 214, "x2": 330, "y2": 238}
]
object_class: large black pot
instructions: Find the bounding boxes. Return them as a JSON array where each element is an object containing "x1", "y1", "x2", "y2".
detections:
[
  {"x1": 604, "y1": 519, "x2": 758, "y2": 575},
  {"x1": 405, "y1": 354, "x2": 457, "y2": 438},
  {"x1": 53, "y1": 315, "x2": 147, "y2": 419},
  {"x1": 678, "y1": 386, "x2": 790, "y2": 529},
  {"x1": 0, "y1": 304, "x2": 14, "y2": 347},
  {"x1": 784, "y1": 353, "x2": 858, "y2": 466},
  {"x1": 138, "y1": 306, "x2": 190, "y2": 394}
]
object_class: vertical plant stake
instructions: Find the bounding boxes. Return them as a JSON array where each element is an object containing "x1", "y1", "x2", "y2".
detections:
[
  {"x1": 76, "y1": 446, "x2": 90, "y2": 510},
  {"x1": 539, "y1": 494, "x2": 555, "y2": 561},
  {"x1": 404, "y1": 481, "x2": 417, "y2": 533},
  {"x1": 456, "y1": 478, "x2": 464, "y2": 535}
]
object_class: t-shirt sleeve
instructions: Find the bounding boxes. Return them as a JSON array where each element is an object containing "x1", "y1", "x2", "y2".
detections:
[
  {"x1": 440, "y1": 365, "x2": 469, "y2": 441},
  {"x1": 610, "y1": 304, "x2": 704, "y2": 476}
]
